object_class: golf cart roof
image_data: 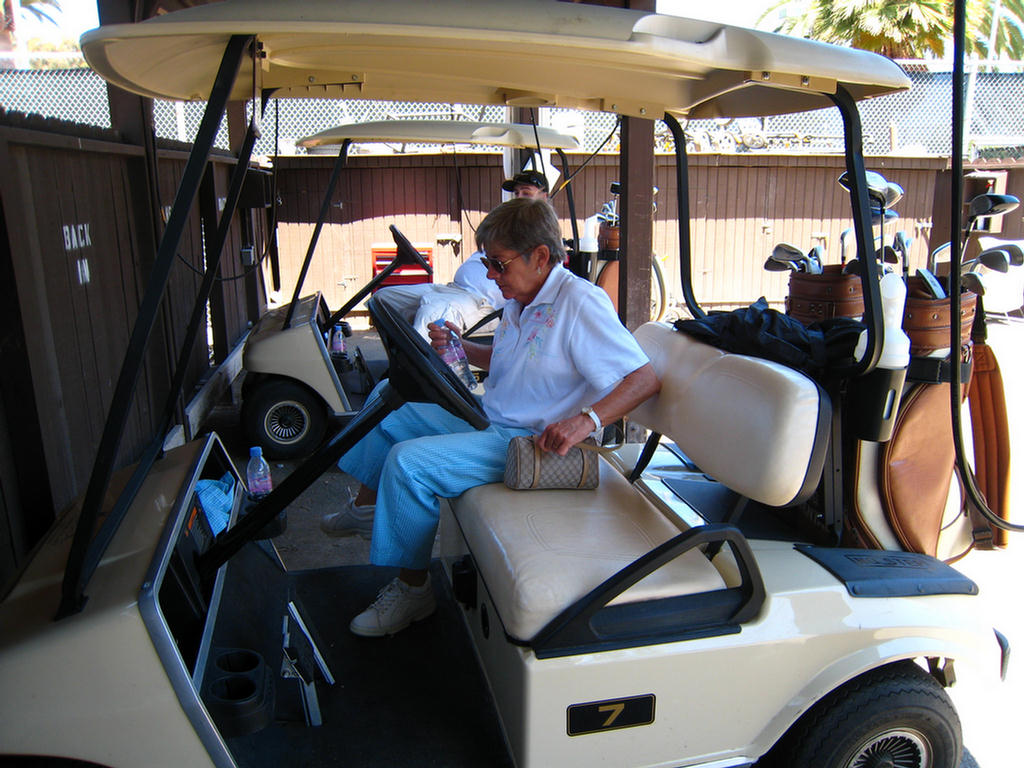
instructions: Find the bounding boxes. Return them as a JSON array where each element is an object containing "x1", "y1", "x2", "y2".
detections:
[
  {"x1": 81, "y1": 0, "x2": 910, "y2": 119},
  {"x1": 297, "y1": 120, "x2": 580, "y2": 151}
]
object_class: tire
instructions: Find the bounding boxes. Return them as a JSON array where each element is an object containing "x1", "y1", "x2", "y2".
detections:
[
  {"x1": 774, "y1": 661, "x2": 961, "y2": 768},
  {"x1": 650, "y1": 256, "x2": 666, "y2": 322},
  {"x1": 242, "y1": 378, "x2": 327, "y2": 459}
]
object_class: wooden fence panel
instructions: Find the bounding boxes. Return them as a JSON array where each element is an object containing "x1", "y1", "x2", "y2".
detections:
[
  {"x1": 272, "y1": 152, "x2": 963, "y2": 319},
  {"x1": 0, "y1": 124, "x2": 260, "y2": 573}
]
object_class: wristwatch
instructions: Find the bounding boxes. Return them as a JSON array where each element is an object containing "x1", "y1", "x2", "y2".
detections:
[{"x1": 581, "y1": 406, "x2": 602, "y2": 432}]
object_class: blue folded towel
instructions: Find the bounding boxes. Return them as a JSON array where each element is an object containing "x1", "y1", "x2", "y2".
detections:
[{"x1": 196, "y1": 472, "x2": 235, "y2": 534}]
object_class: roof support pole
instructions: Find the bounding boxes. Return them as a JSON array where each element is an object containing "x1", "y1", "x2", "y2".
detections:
[{"x1": 619, "y1": 115, "x2": 654, "y2": 331}]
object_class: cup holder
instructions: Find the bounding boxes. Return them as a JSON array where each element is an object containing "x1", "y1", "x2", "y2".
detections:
[
  {"x1": 215, "y1": 649, "x2": 261, "y2": 675},
  {"x1": 204, "y1": 647, "x2": 274, "y2": 737}
]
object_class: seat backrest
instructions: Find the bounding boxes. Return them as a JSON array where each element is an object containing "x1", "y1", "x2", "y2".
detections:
[{"x1": 630, "y1": 322, "x2": 831, "y2": 507}]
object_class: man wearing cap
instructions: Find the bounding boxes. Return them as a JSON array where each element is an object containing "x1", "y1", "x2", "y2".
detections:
[
  {"x1": 502, "y1": 170, "x2": 549, "y2": 199},
  {"x1": 375, "y1": 173, "x2": 548, "y2": 338}
]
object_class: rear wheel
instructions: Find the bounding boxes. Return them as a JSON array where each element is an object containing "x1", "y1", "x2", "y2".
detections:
[
  {"x1": 243, "y1": 378, "x2": 327, "y2": 459},
  {"x1": 773, "y1": 661, "x2": 961, "y2": 768}
]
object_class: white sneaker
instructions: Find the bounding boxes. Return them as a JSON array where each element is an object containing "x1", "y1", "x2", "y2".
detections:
[
  {"x1": 350, "y1": 576, "x2": 436, "y2": 637},
  {"x1": 320, "y1": 497, "x2": 375, "y2": 539}
]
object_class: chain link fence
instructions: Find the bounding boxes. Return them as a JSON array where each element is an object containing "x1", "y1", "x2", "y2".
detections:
[{"x1": 2, "y1": 64, "x2": 1023, "y2": 159}]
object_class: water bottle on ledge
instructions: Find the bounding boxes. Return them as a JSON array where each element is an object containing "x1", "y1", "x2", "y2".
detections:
[
  {"x1": 246, "y1": 446, "x2": 273, "y2": 500},
  {"x1": 331, "y1": 323, "x2": 347, "y2": 356},
  {"x1": 435, "y1": 315, "x2": 477, "y2": 389}
]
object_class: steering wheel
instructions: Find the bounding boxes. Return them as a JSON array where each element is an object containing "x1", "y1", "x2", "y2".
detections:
[
  {"x1": 390, "y1": 224, "x2": 434, "y2": 275},
  {"x1": 367, "y1": 295, "x2": 489, "y2": 429}
]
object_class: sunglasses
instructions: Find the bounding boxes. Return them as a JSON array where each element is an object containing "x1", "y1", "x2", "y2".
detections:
[{"x1": 479, "y1": 252, "x2": 524, "y2": 274}]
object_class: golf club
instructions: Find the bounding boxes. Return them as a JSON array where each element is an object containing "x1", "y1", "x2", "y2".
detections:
[
  {"x1": 961, "y1": 271, "x2": 985, "y2": 296},
  {"x1": 893, "y1": 230, "x2": 913, "y2": 281},
  {"x1": 770, "y1": 242, "x2": 809, "y2": 272},
  {"x1": 839, "y1": 227, "x2": 852, "y2": 266},
  {"x1": 962, "y1": 247, "x2": 1011, "y2": 274},
  {"x1": 928, "y1": 242, "x2": 951, "y2": 274},
  {"x1": 959, "y1": 195, "x2": 1020, "y2": 268},
  {"x1": 916, "y1": 267, "x2": 946, "y2": 300},
  {"x1": 763, "y1": 256, "x2": 797, "y2": 273},
  {"x1": 806, "y1": 245, "x2": 824, "y2": 275}
]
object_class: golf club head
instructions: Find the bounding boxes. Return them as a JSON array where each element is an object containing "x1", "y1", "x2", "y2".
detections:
[
  {"x1": 878, "y1": 245, "x2": 899, "y2": 264},
  {"x1": 961, "y1": 271, "x2": 985, "y2": 296},
  {"x1": 977, "y1": 247, "x2": 1011, "y2": 273},
  {"x1": 883, "y1": 181, "x2": 904, "y2": 209},
  {"x1": 1001, "y1": 243, "x2": 1024, "y2": 267},
  {"x1": 771, "y1": 242, "x2": 804, "y2": 261},
  {"x1": 807, "y1": 245, "x2": 824, "y2": 270},
  {"x1": 839, "y1": 228, "x2": 852, "y2": 264},
  {"x1": 838, "y1": 169, "x2": 889, "y2": 199},
  {"x1": 842, "y1": 258, "x2": 861, "y2": 275},
  {"x1": 967, "y1": 193, "x2": 1019, "y2": 221},
  {"x1": 916, "y1": 267, "x2": 947, "y2": 300},
  {"x1": 763, "y1": 256, "x2": 795, "y2": 273},
  {"x1": 770, "y1": 242, "x2": 808, "y2": 272},
  {"x1": 928, "y1": 241, "x2": 952, "y2": 273},
  {"x1": 894, "y1": 231, "x2": 913, "y2": 257}
]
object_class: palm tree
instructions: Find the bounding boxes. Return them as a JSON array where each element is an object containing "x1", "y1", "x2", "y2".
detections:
[
  {"x1": 1, "y1": 0, "x2": 63, "y2": 67},
  {"x1": 760, "y1": 1, "x2": 1024, "y2": 59}
]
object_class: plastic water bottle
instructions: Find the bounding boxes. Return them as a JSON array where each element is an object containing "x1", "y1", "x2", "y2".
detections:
[
  {"x1": 331, "y1": 324, "x2": 346, "y2": 356},
  {"x1": 435, "y1": 316, "x2": 477, "y2": 389},
  {"x1": 246, "y1": 446, "x2": 273, "y2": 500}
]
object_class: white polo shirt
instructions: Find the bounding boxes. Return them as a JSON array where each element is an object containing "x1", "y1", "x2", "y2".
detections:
[{"x1": 482, "y1": 264, "x2": 650, "y2": 433}]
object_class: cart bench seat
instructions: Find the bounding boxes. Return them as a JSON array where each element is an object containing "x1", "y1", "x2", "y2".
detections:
[
  {"x1": 453, "y1": 459, "x2": 724, "y2": 642},
  {"x1": 451, "y1": 322, "x2": 832, "y2": 644}
]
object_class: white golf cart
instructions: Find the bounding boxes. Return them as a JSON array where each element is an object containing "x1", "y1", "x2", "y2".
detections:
[
  {"x1": 0, "y1": 2, "x2": 1010, "y2": 768},
  {"x1": 240, "y1": 119, "x2": 580, "y2": 458}
]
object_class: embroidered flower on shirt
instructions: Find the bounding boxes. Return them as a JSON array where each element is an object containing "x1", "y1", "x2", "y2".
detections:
[{"x1": 525, "y1": 305, "x2": 556, "y2": 358}]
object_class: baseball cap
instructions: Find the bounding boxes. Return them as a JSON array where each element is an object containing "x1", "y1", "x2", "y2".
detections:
[{"x1": 501, "y1": 170, "x2": 549, "y2": 193}]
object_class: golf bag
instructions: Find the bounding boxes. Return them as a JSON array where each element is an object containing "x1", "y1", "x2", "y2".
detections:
[{"x1": 845, "y1": 282, "x2": 1000, "y2": 560}]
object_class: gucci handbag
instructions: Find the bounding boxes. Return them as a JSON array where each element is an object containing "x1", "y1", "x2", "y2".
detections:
[{"x1": 504, "y1": 436, "x2": 602, "y2": 490}]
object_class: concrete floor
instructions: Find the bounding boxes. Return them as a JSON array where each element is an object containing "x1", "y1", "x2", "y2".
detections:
[
  {"x1": 204, "y1": 324, "x2": 387, "y2": 573},
  {"x1": 203, "y1": 316, "x2": 1024, "y2": 767}
]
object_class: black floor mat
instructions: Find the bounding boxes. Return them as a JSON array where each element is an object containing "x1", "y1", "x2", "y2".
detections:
[{"x1": 211, "y1": 545, "x2": 513, "y2": 768}]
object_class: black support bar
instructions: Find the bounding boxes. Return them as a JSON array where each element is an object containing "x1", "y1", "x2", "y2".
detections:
[{"x1": 58, "y1": 35, "x2": 253, "y2": 620}]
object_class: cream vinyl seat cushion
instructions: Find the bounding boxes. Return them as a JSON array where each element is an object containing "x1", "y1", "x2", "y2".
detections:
[{"x1": 452, "y1": 460, "x2": 725, "y2": 642}]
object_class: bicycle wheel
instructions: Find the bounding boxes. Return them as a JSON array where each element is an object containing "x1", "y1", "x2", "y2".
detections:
[
  {"x1": 595, "y1": 256, "x2": 666, "y2": 322},
  {"x1": 650, "y1": 256, "x2": 666, "y2": 322}
]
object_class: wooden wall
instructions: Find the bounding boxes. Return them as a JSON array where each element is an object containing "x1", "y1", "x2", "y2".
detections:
[
  {"x1": 272, "y1": 152, "x2": 956, "y2": 320},
  {"x1": 0, "y1": 118, "x2": 263, "y2": 585}
]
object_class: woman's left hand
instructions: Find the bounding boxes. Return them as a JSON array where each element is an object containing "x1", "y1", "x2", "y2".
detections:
[{"x1": 536, "y1": 414, "x2": 596, "y2": 456}]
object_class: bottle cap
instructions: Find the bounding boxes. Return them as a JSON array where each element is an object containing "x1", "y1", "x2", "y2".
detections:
[{"x1": 250, "y1": 446, "x2": 261, "y2": 458}]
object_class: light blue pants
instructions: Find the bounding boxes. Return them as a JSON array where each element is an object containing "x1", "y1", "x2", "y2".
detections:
[{"x1": 337, "y1": 389, "x2": 529, "y2": 569}]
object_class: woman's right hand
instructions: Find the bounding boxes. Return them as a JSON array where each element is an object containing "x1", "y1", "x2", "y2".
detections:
[{"x1": 427, "y1": 320, "x2": 458, "y2": 355}]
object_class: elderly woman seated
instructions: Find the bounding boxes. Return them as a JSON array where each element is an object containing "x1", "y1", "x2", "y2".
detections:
[{"x1": 322, "y1": 197, "x2": 660, "y2": 637}]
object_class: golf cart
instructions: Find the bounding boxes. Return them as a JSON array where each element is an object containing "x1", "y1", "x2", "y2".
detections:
[
  {"x1": 241, "y1": 120, "x2": 580, "y2": 458},
  {"x1": 0, "y1": 2, "x2": 1010, "y2": 767}
]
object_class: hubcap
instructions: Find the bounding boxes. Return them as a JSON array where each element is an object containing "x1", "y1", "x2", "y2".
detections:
[
  {"x1": 849, "y1": 728, "x2": 931, "y2": 768},
  {"x1": 265, "y1": 400, "x2": 310, "y2": 444}
]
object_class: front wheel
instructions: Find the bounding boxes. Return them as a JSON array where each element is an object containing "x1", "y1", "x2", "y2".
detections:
[
  {"x1": 772, "y1": 661, "x2": 961, "y2": 768},
  {"x1": 242, "y1": 378, "x2": 327, "y2": 459}
]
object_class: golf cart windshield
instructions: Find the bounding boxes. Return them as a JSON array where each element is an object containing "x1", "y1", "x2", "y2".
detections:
[{"x1": 68, "y1": 0, "x2": 912, "y2": 612}]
